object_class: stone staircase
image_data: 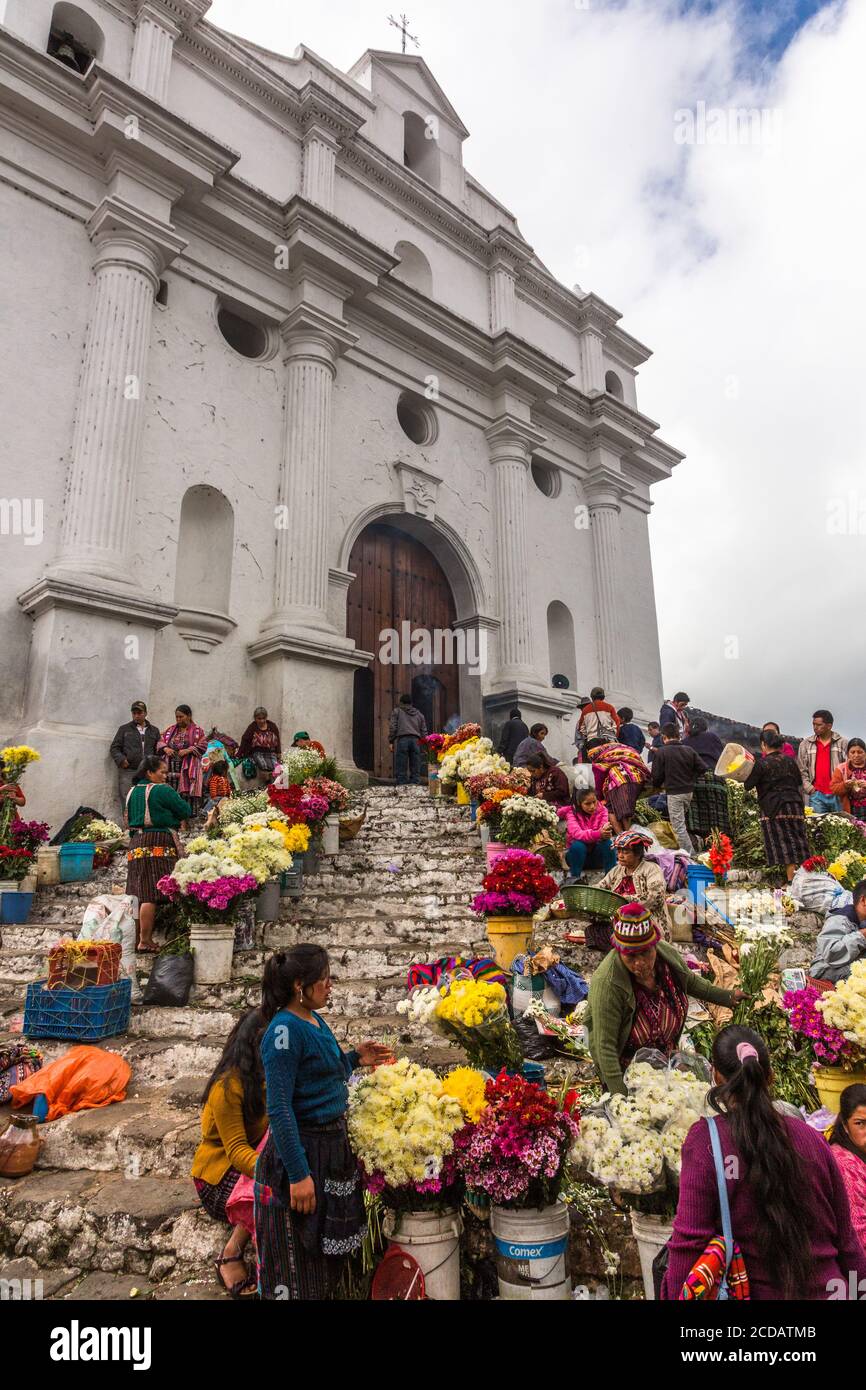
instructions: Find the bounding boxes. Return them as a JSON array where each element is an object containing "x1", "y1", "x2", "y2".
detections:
[{"x1": 0, "y1": 786, "x2": 488, "y2": 1297}]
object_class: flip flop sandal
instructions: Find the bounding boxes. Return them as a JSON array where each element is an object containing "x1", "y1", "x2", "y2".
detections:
[
  {"x1": 214, "y1": 1256, "x2": 256, "y2": 1300},
  {"x1": 135, "y1": 944, "x2": 159, "y2": 954}
]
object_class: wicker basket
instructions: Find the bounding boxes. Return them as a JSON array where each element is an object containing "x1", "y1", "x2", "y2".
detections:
[
  {"x1": 339, "y1": 809, "x2": 366, "y2": 842},
  {"x1": 560, "y1": 884, "x2": 627, "y2": 919}
]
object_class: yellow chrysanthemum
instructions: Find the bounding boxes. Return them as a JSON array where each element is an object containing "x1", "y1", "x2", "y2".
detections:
[{"x1": 442, "y1": 1067, "x2": 489, "y2": 1123}]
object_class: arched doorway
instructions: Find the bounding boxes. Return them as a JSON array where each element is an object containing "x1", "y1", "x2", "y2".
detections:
[{"x1": 347, "y1": 523, "x2": 460, "y2": 778}]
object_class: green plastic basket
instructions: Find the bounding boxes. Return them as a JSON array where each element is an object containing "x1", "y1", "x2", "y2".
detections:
[{"x1": 560, "y1": 884, "x2": 627, "y2": 919}]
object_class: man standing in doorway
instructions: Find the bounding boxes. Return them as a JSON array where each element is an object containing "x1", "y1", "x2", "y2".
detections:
[
  {"x1": 110, "y1": 701, "x2": 161, "y2": 819},
  {"x1": 389, "y1": 694, "x2": 428, "y2": 786},
  {"x1": 797, "y1": 709, "x2": 848, "y2": 813}
]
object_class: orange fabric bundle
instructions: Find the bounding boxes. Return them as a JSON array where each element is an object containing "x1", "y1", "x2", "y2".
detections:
[{"x1": 10, "y1": 1044, "x2": 131, "y2": 1121}]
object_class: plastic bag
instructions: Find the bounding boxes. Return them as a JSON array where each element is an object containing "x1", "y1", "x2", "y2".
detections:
[
  {"x1": 513, "y1": 1013, "x2": 558, "y2": 1060},
  {"x1": 82, "y1": 894, "x2": 141, "y2": 1002},
  {"x1": 10, "y1": 1044, "x2": 130, "y2": 1121},
  {"x1": 667, "y1": 1049, "x2": 713, "y2": 1085},
  {"x1": 789, "y1": 868, "x2": 852, "y2": 916},
  {"x1": 142, "y1": 952, "x2": 194, "y2": 1006}
]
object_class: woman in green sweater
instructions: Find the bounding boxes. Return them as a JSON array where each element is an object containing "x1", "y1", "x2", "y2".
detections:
[
  {"x1": 255, "y1": 945, "x2": 392, "y2": 1300},
  {"x1": 585, "y1": 901, "x2": 745, "y2": 1095},
  {"x1": 125, "y1": 754, "x2": 190, "y2": 953}
]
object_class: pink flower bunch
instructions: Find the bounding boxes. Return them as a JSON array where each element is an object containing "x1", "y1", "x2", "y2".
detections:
[
  {"x1": 461, "y1": 1071, "x2": 577, "y2": 1207},
  {"x1": 783, "y1": 985, "x2": 855, "y2": 1067},
  {"x1": 304, "y1": 777, "x2": 349, "y2": 813},
  {"x1": 157, "y1": 873, "x2": 259, "y2": 915},
  {"x1": 471, "y1": 890, "x2": 536, "y2": 916},
  {"x1": 299, "y1": 792, "x2": 330, "y2": 823}
]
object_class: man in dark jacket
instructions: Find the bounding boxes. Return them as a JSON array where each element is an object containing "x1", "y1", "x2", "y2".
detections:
[
  {"x1": 651, "y1": 724, "x2": 706, "y2": 853},
  {"x1": 110, "y1": 701, "x2": 161, "y2": 816},
  {"x1": 616, "y1": 707, "x2": 645, "y2": 755},
  {"x1": 659, "y1": 692, "x2": 691, "y2": 738},
  {"x1": 388, "y1": 695, "x2": 427, "y2": 786},
  {"x1": 497, "y1": 709, "x2": 529, "y2": 764},
  {"x1": 684, "y1": 717, "x2": 723, "y2": 772}
]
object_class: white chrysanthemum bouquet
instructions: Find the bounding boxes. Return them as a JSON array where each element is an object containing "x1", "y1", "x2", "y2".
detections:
[{"x1": 816, "y1": 961, "x2": 866, "y2": 1058}]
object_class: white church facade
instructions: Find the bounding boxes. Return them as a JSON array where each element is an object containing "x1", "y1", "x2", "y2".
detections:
[{"x1": 0, "y1": 0, "x2": 683, "y2": 821}]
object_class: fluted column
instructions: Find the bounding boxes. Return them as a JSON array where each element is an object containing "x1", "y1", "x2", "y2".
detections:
[
  {"x1": 585, "y1": 459, "x2": 629, "y2": 693},
  {"x1": 486, "y1": 416, "x2": 546, "y2": 681},
  {"x1": 130, "y1": 5, "x2": 180, "y2": 104},
  {"x1": 56, "y1": 227, "x2": 164, "y2": 582},
  {"x1": 271, "y1": 307, "x2": 357, "y2": 629},
  {"x1": 302, "y1": 125, "x2": 340, "y2": 214},
  {"x1": 489, "y1": 261, "x2": 517, "y2": 335},
  {"x1": 579, "y1": 328, "x2": 605, "y2": 394}
]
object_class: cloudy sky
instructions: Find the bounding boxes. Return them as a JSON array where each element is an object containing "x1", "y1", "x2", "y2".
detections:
[{"x1": 210, "y1": 0, "x2": 866, "y2": 739}]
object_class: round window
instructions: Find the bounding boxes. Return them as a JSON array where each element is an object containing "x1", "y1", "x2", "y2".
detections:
[
  {"x1": 531, "y1": 459, "x2": 560, "y2": 498},
  {"x1": 397, "y1": 392, "x2": 437, "y2": 446},
  {"x1": 216, "y1": 301, "x2": 271, "y2": 360}
]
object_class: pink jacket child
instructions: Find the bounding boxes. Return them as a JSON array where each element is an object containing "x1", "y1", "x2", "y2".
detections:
[{"x1": 558, "y1": 803, "x2": 610, "y2": 845}]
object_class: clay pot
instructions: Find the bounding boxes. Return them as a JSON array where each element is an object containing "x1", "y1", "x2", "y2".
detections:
[{"x1": 0, "y1": 1115, "x2": 41, "y2": 1177}]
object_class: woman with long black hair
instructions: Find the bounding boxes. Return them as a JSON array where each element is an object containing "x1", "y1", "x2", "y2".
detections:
[
  {"x1": 828, "y1": 1083, "x2": 866, "y2": 1255},
  {"x1": 661, "y1": 1024, "x2": 866, "y2": 1299},
  {"x1": 254, "y1": 946, "x2": 392, "y2": 1300},
  {"x1": 192, "y1": 1009, "x2": 268, "y2": 1298}
]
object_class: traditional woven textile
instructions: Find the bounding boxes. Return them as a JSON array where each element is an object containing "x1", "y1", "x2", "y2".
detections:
[
  {"x1": 406, "y1": 956, "x2": 507, "y2": 991},
  {"x1": 680, "y1": 1237, "x2": 751, "y2": 1301}
]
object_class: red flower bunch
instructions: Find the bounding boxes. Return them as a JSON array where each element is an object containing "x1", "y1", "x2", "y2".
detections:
[
  {"x1": 801, "y1": 855, "x2": 828, "y2": 873},
  {"x1": 471, "y1": 850, "x2": 557, "y2": 917},
  {"x1": 267, "y1": 784, "x2": 310, "y2": 826},
  {"x1": 0, "y1": 844, "x2": 34, "y2": 881},
  {"x1": 461, "y1": 1070, "x2": 578, "y2": 1206},
  {"x1": 708, "y1": 831, "x2": 734, "y2": 878}
]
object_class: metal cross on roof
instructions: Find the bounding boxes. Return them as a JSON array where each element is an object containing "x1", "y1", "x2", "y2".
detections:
[{"x1": 388, "y1": 13, "x2": 420, "y2": 53}]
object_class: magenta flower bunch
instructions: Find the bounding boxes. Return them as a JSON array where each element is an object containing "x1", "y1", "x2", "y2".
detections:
[
  {"x1": 471, "y1": 890, "x2": 537, "y2": 916},
  {"x1": 461, "y1": 1071, "x2": 578, "y2": 1208},
  {"x1": 157, "y1": 872, "x2": 259, "y2": 923},
  {"x1": 299, "y1": 792, "x2": 330, "y2": 823},
  {"x1": 783, "y1": 985, "x2": 855, "y2": 1067}
]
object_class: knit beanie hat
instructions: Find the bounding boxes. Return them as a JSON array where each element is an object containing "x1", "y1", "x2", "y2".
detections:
[{"x1": 612, "y1": 901, "x2": 660, "y2": 954}]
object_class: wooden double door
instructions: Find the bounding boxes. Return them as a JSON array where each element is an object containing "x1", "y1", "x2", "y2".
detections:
[{"x1": 347, "y1": 523, "x2": 460, "y2": 779}]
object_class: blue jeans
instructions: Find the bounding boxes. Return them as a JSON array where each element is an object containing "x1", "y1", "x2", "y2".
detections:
[
  {"x1": 394, "y1": 736, "x2": 422, "y2": 785},
  {"x1": 566, "y1": 838, "x2": 616, "y2": 877},
  {"x1": 810, "y1": 791, "x2": 842, "y2": 814}
]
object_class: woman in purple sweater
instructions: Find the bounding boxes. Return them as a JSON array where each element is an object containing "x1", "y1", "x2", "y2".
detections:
[{"x1": 661, "y1": 1025, "x2": 866, "y2": 1300}]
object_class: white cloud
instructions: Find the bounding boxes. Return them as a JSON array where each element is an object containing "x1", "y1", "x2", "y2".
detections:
[{"x1": 209, "y1": 0, "x2": 866, "y2": 735}]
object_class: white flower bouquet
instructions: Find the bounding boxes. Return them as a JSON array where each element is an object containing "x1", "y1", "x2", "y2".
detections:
[
  {"x1": 396, "y1": 986, "x2": 441, "y2": 1023},
  {"x1": 218, "y1": 792, "x2": 270, "y2": 825},
  {"x1": 816, "y1": 960, "x2": 866, "y2": 1058}
]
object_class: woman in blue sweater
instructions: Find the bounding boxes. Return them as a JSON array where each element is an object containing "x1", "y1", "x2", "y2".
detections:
[{"x1": 254, "y1": 945, "x2": 392, "y2": 1300}]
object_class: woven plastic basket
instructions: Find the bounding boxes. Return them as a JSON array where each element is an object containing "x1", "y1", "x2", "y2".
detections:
[
  {"x1": 560, "y1": 884, "x2": 627, "y2": 919},
  {"x1": 23, "y1": 978, "x2": 132, "y2": 1041}
]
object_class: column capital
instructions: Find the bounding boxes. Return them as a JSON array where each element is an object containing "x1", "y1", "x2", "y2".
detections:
[
  {"x1": 279, "y1": 304, "x2": 358, "y2": 364},
  {"x1": 585, "y1": 459, "x2": 634, "y2": 510},
  {"x1": 87, "y1": 194, "x2": 187, "y2": 281},
  {"x1": 134, "y1": 0, "x2": 212, "y2": 31},
  {"x1": 485, "y1": 414, "x2": 547, "y2": 464},
  {"x1": 133, "y1": 2, "x2": 183, "y2": 40}
]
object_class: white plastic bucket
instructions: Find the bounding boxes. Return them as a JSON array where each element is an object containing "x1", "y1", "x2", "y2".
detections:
[
  {"x1": 189, "y1": 923, "x2": 235, "y2": 985},
  {"x1": 630, "y1": 1209, "x2": 673, "y2": 1300},
  {"x1": 384, "y1": 1208, "x2": 462, "y2": 1301},
  {"x1": 491, "y1": 1202, "x2": 571, "y2": 1300},
  {"x1": 322, "y1": 815, "x2": 340, "y2": 857},
  {"x1": 35, "y1": 847, "x2": 61, "y2": 887},
  {"x1": 714, "y1": 743, "x2": 755, "y2": 783}
]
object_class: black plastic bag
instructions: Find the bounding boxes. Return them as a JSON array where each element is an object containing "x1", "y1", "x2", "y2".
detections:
[
  {"x1": 514, "y1": 1014, "x2": 558, "y2": 1061},
  {"x1": 142, "y1": 953, "x2": 194, "y2": 1006}
]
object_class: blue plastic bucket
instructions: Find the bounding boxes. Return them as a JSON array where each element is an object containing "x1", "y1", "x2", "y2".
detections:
[
  {"x1": 686, "y1": 863, "x2": 716, "y2": 909},
  {"x1": 59, "y1": 842, "x2": 95, "y2": 882},
  {"x1": 0, "y1": 890, "x2": 33, "y2": 924}
]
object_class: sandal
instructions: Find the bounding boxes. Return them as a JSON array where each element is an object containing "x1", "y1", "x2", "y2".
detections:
[
  {"x1": 213, "y1": 1255, "x2": 257, "y2": 1300},
  {"x1": 135, "y1": 943, "x2": 159, "y2": 955}
]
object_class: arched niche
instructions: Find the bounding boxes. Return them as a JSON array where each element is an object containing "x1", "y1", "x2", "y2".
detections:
[
  {"x1": 605, "y1": 369, "x2": 625, "y2": 400},
  {"x1": 403, "y1": 111, "x2": 440, "y2": 187},
  {"x1": 393, "y1": 240, "x2": 433, "y2": 297},
  {"x1": 47, "y1": 3, "x2": 105, "y2": 71},
  {"x1": 547, "y1": 600, "x2": 577, "y2": 690},
  {"x1": 173, "y1": 485, "x2": 237, "y2": 653}
]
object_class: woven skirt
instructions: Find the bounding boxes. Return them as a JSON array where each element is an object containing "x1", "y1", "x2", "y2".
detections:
[
  {"x1": 760, "y1": 809, "x2": 810, "y2": 867},
  {"x1": 254, "y1": 1119, "x2": 364, "y2": 1301},
  {"x1": 194, "y1": 1166, "x2": 242, "y2": 1222},
  {"x1": 125, "y1": 830, "x2": 178, "y2": 905},
  {"x1": 687, "y1": 775, "x2": 731, "y2": 837},
  {"x1": 606, "y1": 782, "x2": 640, "y2": 821}
]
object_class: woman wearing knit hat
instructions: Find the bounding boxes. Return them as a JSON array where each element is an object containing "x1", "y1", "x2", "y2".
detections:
[
  {"x1": 585, "y1": 900, "x2": 745, "y2": 1096},
  {"x1": 595, "y1": 829, "x2": 669, "y2": 944}
]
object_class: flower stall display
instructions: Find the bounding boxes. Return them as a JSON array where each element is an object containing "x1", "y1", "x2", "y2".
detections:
[
  {"x1": 808, "y1": 813, "x2": 866, "y2": 863},
  {"x1": 497, "y1": 795, "x2": 563, "y2": 851},
  {"x1": 303, "y1": 777, "x2": 349, "y2": 814},
  {"x1": 731, "y1": 923, "x2": 793, "y2": 1024},
  {"x1": 785, "y1": 984, "x2": 859, "y2": 1070},
  {"x1": 470, "y1": 848, "x2": 558, "y2": 968},
  {"x1": 826, "y1": 849, "x2": 866, "y2": 891},
  {"x1": 396, "y1": 986, "x2": 441, "y2": 1024},
  {"x1": 439, "y1": 724, "x2": 481, "y2": 756},
  {"x1": 462, "y1": 1070, "x2": 578, "y2": 1208},
  {"x1": 807, "y1": 962, "x2": 866, "y2": 1109},
  {"x1": 267, "y1": 783, "x2": 329, "y2": 828},
  {"x1": 347, "y1": 1057, "x2": 469, "y2": 1210},
  {"x1": 433, "y1": 977, "x2": 524, "y2": 1072},
  {"x1": 218, "y1": 792, "x2": 270, "y2": 825},
  {"x1": 421, "y1": 733, "x2": 446, "y2": 764},
  {"x1": 0, "y1": 844, "x2": 35, "y2": 883},
  {"x1": 157, "y1": 852, "x2": 260, "y2": 926},
  {"x1": 277, "y1": 747, "x2": 326, "y2": 786}
]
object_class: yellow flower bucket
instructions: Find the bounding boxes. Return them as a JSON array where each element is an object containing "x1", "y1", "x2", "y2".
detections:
[
  {"x1": 814, "y1": 1065, "x2": 866, "y2": 1115},
  {"x1": 485, "y1": 915, "x2": 534, "y2": 970},
  {"x1": 456, "y1": 781, "x2": 470, "y2": 806}
]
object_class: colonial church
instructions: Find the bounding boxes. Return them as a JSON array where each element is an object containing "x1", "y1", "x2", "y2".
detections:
[{"x1": 0, "y1": 0, "x2": 683, "y2": 821}]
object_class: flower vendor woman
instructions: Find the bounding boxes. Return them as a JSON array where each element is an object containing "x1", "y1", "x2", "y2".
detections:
[
  {"x1": 586, "y1": 738, "x2": 650, "y2": 832},
  {"x1": 827, "y1": 1083, "x2": 866, "y2": 1255},
  {"x1": 597, "y1": 829, "x2": 669, "y2": 942},
  {"x1": 662, "y1": 1026, "x2": 866, "y2": 1300},
  {"x1": 255, "y1": 946, "x2": 392, "y2": 1300},
  {"x1": 125, "y1": 755, "x2": 190, "y2": 953},
  {"x1": 193, "y1": 1009, "x2": 268, "y2": 1299},
  {"x1": 585, "y1": 902, "x2": 742, "y2": 1096},
  {"x1": 743, "y1": 727, "x2": 810, "y2": 882},
  {"x1": 238, "y1": 707, "x2": 282, "y2": 784},
  {"x1": 830, "y1": 738, "x2": 866, "y2": 818},
  {"x1": 158, "y1": 704, "x2": 207, "y2": 817}
]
